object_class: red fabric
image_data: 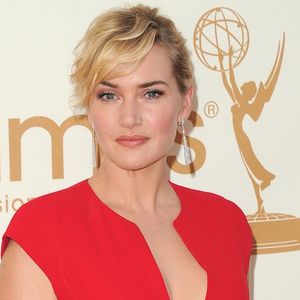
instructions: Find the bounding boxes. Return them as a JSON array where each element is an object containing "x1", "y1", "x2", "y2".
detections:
[{"x1": 1, "y1": 180, "x2": 252, "y2": 299}]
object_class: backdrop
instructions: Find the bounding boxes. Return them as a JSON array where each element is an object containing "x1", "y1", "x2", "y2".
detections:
[{"x1": 0, "y1": 0, "x2": 299, "y2": 299}]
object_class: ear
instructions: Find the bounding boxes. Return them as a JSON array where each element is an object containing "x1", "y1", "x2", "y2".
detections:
[{"x1": 178, "y1": 85, "x2": 194, "y2": 122}]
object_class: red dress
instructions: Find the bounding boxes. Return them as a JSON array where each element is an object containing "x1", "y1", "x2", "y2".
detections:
[{"x1": 1, "y1": 180, "x2": 252, "y2": 299}]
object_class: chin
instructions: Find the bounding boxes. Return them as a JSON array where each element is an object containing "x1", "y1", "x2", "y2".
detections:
[{"x1": 111, "y1": 155, "x2": 165, "y2": 171}]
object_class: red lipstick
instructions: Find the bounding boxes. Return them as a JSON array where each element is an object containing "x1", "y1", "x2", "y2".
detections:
[{"x1": 116, "y1": 135, "x2": 149, "y2": 147}]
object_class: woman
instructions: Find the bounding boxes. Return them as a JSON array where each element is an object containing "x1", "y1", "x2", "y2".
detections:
[{"x1": 0, "y1": 5, "x2": 252, "y2": 300}]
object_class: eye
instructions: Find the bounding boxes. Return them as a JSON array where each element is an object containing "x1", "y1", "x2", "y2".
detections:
[
  {"x1": 144, "y1": 90, "x2": 164, "y2": 99},
  {"x1": 97, "y1": 92, "x2": 117, "y2": 102}
]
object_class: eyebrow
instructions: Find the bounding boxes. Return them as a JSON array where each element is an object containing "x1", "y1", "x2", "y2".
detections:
[{"x1": 100, "y1": 80, "x2": 169, "y2": 88}]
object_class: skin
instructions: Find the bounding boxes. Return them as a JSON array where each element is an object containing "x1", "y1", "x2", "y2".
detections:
[
  {"x1": 0, "y1": 241, "x2": 57, "y2": 299},
  {"x1": 88, "y1": 45, "x2": 192, "y2": 213},
  {"x1": 0, "y1": 45, "x2": 207, "y2": 299}
]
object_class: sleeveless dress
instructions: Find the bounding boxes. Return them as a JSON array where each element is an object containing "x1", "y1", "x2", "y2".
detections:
[{"x1": 1, "y1": 180, "x2": 253, "y2": 299}]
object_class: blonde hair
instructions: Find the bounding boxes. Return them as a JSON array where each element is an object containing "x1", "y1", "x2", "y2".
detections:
[{"x1": 70, "y1": 4, "x2": 193, "y2": 110}]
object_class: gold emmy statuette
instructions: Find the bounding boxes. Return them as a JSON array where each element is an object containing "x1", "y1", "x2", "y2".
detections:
[{"x1": 194, "y1": 7, "x2": 300, "y2": 254}]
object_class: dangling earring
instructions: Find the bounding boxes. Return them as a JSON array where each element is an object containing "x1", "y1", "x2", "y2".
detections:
[
  {"x1": 91, "y1": 124, "x2": 99, "y2": 170},
  {"x1": 92, "y1": 128, "x2": 96, "y2": 169},
  {"x1": 178, "y1": 118, "x2": 192, "y2": 165}
]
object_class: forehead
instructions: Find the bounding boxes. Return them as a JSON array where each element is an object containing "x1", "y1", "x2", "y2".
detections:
[{"x1": 106, "y1": 45, "x2": 175, "y2": 86}]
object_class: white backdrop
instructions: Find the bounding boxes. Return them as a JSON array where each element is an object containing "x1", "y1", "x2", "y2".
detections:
[{"x1": 0, "y1": 1, "x2": 299, "y2": 299}]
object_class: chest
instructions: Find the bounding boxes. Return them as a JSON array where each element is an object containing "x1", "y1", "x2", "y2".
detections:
[{"x1": 136, "y1": 222, "x2": 207, "y2": 300}]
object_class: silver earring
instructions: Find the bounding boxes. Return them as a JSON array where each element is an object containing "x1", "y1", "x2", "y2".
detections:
[
  {"x1": 178, "y1": 118, "x2": 192, "y2": 165},
  {"x1": 91, "y1": 122, "x2": 99, "y2": 170}
]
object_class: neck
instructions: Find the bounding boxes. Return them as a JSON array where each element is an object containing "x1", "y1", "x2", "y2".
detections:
[{"x1": 89, "y1": 158, "x2": 174, "y2": 214}]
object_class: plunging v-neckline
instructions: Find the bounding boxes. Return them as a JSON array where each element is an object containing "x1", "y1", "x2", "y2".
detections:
[{"x1": 85, "y1": 179, "x2": 208, "y2": 299}]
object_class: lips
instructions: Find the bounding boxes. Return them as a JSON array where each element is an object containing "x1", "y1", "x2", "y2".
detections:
[{"x1": 116, "y1": 135, "x2": 150, "y2": 147}]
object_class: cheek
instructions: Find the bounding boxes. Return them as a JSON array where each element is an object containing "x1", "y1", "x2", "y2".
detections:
[
  {"x1": 148, "y1": 106, "x2": 178, "y2": 137},
  {"x1": 89, "y1": 108, "x2": 115, "y2": 140}
]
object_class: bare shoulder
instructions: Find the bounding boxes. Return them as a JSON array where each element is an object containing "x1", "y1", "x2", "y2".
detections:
[{"x1": 0, "y1": 240, "x2": 57, "y2": 300}]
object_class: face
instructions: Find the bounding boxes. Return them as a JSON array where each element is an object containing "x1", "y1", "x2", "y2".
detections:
[
  {"x1": 241, "y1": 81, "x2": 257, "y2": 100},
  {"x1": 89, "y1": 45, "x2": 192, "y2": 171}
]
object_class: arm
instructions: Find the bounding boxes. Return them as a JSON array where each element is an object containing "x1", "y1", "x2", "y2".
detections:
[
  {"x1": 0, "y1": 241, "x2": 57, "y2": 300},
  {"x1": 218, "y1": 50, "x2": 235, "y2": 102},
  {"x1": 228, "y1": 47, "x2": 243, "y2": 103},
  {"x1": 248, "y1": 34, "x2": 285, "y2": 121}
]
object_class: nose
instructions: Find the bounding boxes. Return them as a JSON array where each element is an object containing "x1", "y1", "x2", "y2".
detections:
[{"x1": 118, "y1": 97, "x2": 142, "y2": 128}]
